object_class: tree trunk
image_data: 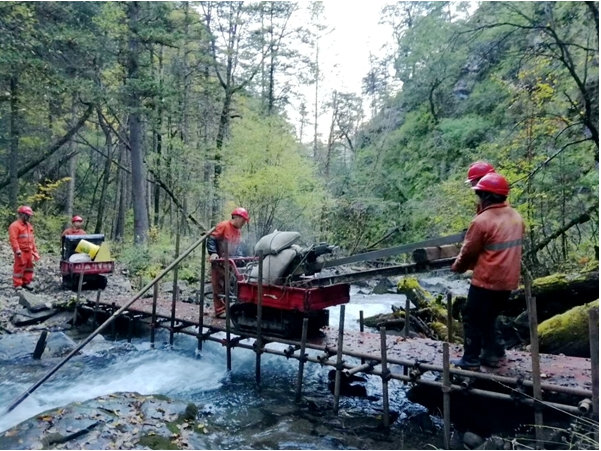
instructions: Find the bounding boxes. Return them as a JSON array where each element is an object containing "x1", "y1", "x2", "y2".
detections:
[
  {"x1": 506, "y1": 267, "x2": 599, "y2": 321},
  {"x1": 95, "y1": 109, "x2": 113, "y2": 234},
  {"x1": 212, "y1": 90, "x2": 232, "y2": 223},
  {"x1": 113, "y1": 145, "x2": 127, "y2": 242},
  {"x1": 9, "y1": 76, "x2": 19, "y2": 210},
  {"x1": 153, "y1": 46, "x2": 164, "y2": 228},
  {"x1": 312, "y1": 39, "x2": 320, "y2": 161},
  {"x1": 127, "y1": 1, "x2": 149, "y2": 244},
  {"x1": 64, "y1": 98, "x2": 78, "y2": 224}
]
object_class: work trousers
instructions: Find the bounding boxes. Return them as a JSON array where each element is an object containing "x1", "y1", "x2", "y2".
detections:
[
  {"x1": 210, "y1": 260, "x2": 238, "y2": 315},
  {"x1": 13, "y1": 250, "x2": 34, "y2": 287},
  {"x1": 462, "y1": 284, "x2": 510, "y2": 364}
]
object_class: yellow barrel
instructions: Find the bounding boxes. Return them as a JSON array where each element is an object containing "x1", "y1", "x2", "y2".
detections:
[{"x1": 74, "y1": 239, "x2": 100, "y2": 260}]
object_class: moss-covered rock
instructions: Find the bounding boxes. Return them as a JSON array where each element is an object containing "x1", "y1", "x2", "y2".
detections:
[{"x1": 538, "y1": 300, "x2": 598, "y2": 357}]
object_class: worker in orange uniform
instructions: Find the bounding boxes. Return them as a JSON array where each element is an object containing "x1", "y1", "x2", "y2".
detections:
[
  {"x1": 207, "y1": 207, "x2": 250, "y2": 318},
  {"x1": 62, "y1": 215, "x2": 87, "y2": 237},
  {"x1": 8, "y1": 206, "x2": 41, "y2": 291},
  {"x1": 451, "y1": 173, "x2": 524, "y2": 370}
]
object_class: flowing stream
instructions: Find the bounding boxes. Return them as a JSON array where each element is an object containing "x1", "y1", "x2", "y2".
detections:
[{"x1": 0, "y1": 287, "x2": 448, "y2": 448}]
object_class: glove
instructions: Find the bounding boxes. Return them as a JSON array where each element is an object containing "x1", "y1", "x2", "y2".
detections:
[
  {"x1": 209, "y1": 253, "x2": 220, "y2": 261},
  {"x1": 32, "y1": 251, "x2": 40, "y2": 261},
  {"x1": 15, "y1": 250, "x2": 22, "y2": 258}
]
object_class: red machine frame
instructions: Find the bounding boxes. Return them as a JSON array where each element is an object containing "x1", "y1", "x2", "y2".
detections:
[{"x1": 212, "y1": 257, "x2": 350, "y2": 312}]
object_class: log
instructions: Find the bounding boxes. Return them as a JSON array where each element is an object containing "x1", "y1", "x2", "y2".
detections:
[
  {"x1": 506, "y1": 266, "x2": 599, "y2": 322},
  {"x1": 412, "y1": 244, "x2": 461, "y2": 264},
  {"x1": 538, "y1": 300, "x2": 599, "y2": 357}
]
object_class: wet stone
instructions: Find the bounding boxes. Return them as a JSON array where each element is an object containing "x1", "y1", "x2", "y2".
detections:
[
  {"x1": 19, "y1": 292, "x2": 53, "y2": 312},
  {"x1": 11, "y1": 308, "x2": 58, "y2": 327},
  {"x1": 463, "y1": 431, "x2": 485, "y2": 449},
  {"x1": 372, "y1": 278, "x2": 395, "y2": 294}
]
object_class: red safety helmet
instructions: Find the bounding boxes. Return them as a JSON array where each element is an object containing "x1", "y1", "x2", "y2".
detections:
[
  {"x1": 472, "y1": 173, "x2": 510, "y2": 196},
  {"x1": 466, "y1": 161, "x2": 495, "y2": 183},
  {"x1": 72, "y1": 215, "x2": 83, "y2": 223},
  {"x1": 17, "y1": 205, "x2": 34, "y2": 216},
  {"x1": 231, "y1": 207, "x2": 250, "y2": 223}
]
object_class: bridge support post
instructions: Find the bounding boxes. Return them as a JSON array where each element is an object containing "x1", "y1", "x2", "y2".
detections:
[
  {"x1": 380, "y1": 327, "x2": 390, "y2": 429},
  {"x1": 359, "y1": 310, "x2": 365, "y2": 365},
  {"x1": 255, "y1": 251, "x2": 264, "y2": 385},
  {"x1": 525, "y1": 270, "x2": 544, "y2": 449},
  {"x1": 127, "y1": 315, "x2": 133, "y2": 343},
  {"x1": 111, "y1": 302, "x2": 116, "y2": 340},
  {"x1": 295, "y1": 317, "x2": 309, "y2": 402},
  {"x1": 403, "y1": 297, "x2": 410, "y2": 382},
  {"x1": 170, "y1": 226, "x2": 181, "y2": 347},
  {"x1": 72, "y1": 271, "x2": 84, "y2": 326},
  {"x1": 93, "y1": 289, "x2": 101, "y2": 326},
  {"x1": 446, "y1": 292, "x2": 453, "y2": 343},
  {"x1": 589, "y1": 306, "x2": 599, "y2": 442},
  {"x1": 151, "y1": 283, "x2": 158, "y2": 348},
  {"x1": 197, "y1": 240, "x2": 206, "y2": 351},
  {"x1": 333, "y1": 305, "x2": 346, "y2": 415},
  {"x1": 442, "y1": 342, "x2": 451, "y2": 449},
  {"x1": 224, "y1": 242, "x2": 232, "y2": 372}
]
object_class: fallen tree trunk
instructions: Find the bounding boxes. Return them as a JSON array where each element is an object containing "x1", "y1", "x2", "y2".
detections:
[
  {"x1": 505, "y1": 265, "x2": 599, "y2": 322},
  {"x1": 537, "y1": 300, "x2": 598, "y2": 357}
]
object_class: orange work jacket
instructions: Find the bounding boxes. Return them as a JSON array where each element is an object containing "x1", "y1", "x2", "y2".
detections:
[
  {"x1": 452, "y1": 202, "x2": 525, "y2": 291},
  {"x1": 62, "y1": 228, "x2": 87, "y2": 237},
  {"x1": 209, "y1": 220, "x2": 241, "y2": 256},
  {"x1": 8, "y1": 220, "x2": 38, "y2": 254}
]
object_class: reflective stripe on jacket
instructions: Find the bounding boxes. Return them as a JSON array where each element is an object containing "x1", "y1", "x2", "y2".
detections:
[
  {"x1": 8, "y1": 220, "x2": 37, "y2": 253},
  {"x1": 452, "y1": 202, "x2": 525, "y2": 291},
  {"x1": 207, "y1": 220, "x2": 241, "y2": 257}
]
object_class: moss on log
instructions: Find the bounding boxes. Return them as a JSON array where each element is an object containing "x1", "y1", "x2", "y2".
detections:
[
  {"x1": 506, "y1": 264, "x2": 599, "y2": 321},
  {"x1": 538, "y1": 300, "x2": 598, "y2": 357}
]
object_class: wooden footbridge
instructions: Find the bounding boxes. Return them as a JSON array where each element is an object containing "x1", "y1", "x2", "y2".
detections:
[
  {"x1": 82, "y1": 291, "x2": 595, "y2": 409},
  {"x1": 4, "y1": 230, "x2": 599, "y2": 449}
]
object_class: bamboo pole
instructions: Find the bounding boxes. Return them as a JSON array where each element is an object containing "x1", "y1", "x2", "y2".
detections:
[
  {"x1": 295, "y1": 318, "x2": 309, "y2": 402},
  {"x1": 224, "y1": 242, "x2": 232, "y2": 372},
  {"x1": 256, "y1": 250, "x2": 264, "y2": 385},
  {"x1": 3, "y1": 228, "x2": 214, "y2": 414},
  {"x1": 442, "y1": 342, "x2": 451, "y2": 449},
  {"x1": 525, "y1": 270, "x2": 544, "y2": 449},
  {"x1": 197, "y1": 240, "x2": 206, "y2": 351},
  {"x1": 380, "y1": 327, "x2": 390, "y2": 429},
  {"x1": 170, "y1": 227, "x2": 181, "y2": 346},
  {"x1": 333, "y1": 305, "x2": 346, "y2": 415},
  {"x1": 589, "y1": 307, "x2": 599, "y2": 443},
  {"x1": 150, "y1": 282, "x2": 158, "y2": 348}
]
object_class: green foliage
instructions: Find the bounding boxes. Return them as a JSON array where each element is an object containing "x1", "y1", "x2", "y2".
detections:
[
  {"x1": 221, "y1": 101, "x2": 329, "y2": 240},
  {"x1": 330, "y1": 1, "x2": 598, "y2": 275}
]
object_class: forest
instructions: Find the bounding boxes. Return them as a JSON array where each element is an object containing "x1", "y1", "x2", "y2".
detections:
[{"x1": 0, "y1": 1, "x2": 598, "y2": 278}]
